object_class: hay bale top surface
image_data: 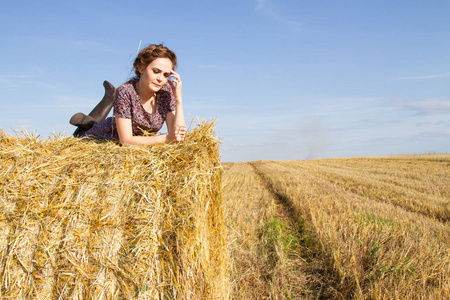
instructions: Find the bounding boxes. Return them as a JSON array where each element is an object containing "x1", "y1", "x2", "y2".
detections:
[{"x1": 1, "y1": 120, "x2": 220, "y2": 171}]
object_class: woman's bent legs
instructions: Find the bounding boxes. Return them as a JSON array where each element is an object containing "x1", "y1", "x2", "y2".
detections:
[{"x1": 71, "y1": 80, "x2": 116, "y2": 137}]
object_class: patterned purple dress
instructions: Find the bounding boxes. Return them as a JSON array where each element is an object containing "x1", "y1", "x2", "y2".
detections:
[{"x1": 81, "y1": 78, "x2": 176, "y2": 140}]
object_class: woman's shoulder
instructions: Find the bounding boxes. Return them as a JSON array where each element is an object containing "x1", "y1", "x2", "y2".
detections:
[{"x1": 116, "y1": 78, "x2": 138, "y2": 97}]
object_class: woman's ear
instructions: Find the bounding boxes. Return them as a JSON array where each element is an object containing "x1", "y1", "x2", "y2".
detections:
[{"x1": 136, "y1": 65, "x2": 144, "y2": 75}]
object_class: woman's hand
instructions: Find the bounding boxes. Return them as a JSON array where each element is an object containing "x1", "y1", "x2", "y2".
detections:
[
  {"x1": 166, "y1": 125, "x2": 187, "y2": 143},
  {"x1": 168, "y1": 71, "x2": 182, "y2": 102}
]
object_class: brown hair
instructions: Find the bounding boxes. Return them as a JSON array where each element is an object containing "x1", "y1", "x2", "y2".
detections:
[{"x1": 133, "y1": 44, "x2": 177, "y2": 77}]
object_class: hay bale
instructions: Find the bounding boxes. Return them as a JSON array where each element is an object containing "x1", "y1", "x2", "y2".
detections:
[{"x1": 0, "y1": 121, "x2": 229, "y2": 299}]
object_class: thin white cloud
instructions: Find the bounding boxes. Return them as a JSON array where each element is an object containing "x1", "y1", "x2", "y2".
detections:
[
  {"x1": 30, "y1": 80, "x2": 60, "y2": 90},
  {"x1": 7, "y1": 84, "x2": 20, "y2": 91},
  {"x1": 0, "y1": 75, "x2": 31, "y2": 81},
  {"x1": 395, "y1": 73, "x2": 450, "y2": 80},
  {"x1": 402, "y1": 98, "x2": 450, "y2": 114},
  {"x1": 0, "y1": 74, "x2": 32, "y2": 89},
  {"x1": 0, "y1": 72, "x2": 59, "y2": 90},
  {"x1": 2, "y1": 104, "x2": 88, "y2": 110},
  {"x1": 3, "y1": 94, "x2": 99, "y2": 110},
  {"x1": 33, "y1": 37, "x2": 116, "y2": 52},
  {"x1": 2, "y1": 80, "x2": 60, "y2": 91},
  {"x1": 255, "y1": 0, "x2": 302, "y2": 32},
  {"x1": 256, "y1": 0, "x2": 269, "y2": 10},
  {"x1": 197, "y1": 64, "x2": 224, "y2": 70}
]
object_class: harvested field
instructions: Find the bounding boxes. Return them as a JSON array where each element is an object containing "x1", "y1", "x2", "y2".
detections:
[{"x1": 224, "y1": 154, "x2": 450, "y2": 299}]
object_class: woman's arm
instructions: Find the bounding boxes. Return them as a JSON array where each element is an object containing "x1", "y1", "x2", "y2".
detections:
[
  {"x1": 165, "y1": 107, "x2": 186, "y2": 142},
  {"x1": 116, "y1": 114, "x2": 186, "y2": 146},
  {"x1": 116, "y1": 117, "x2": 168, "y2": 145},
  {"x1": 166, "y1": 70, "x2": 187, "y2": 141}
]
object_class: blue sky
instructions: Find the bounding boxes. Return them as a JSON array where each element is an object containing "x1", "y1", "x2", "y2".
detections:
[{"x1": 1, "y1": 0, "x2": 449, "y2": 162}]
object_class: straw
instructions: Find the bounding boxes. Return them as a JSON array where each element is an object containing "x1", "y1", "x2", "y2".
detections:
[{"x1": 0, "y1": 121, "x2": 229, "y2": 299}]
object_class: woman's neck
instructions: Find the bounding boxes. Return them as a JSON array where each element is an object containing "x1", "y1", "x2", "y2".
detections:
[{"x1": 136, "y1": 78, "x2": 156, "y2": 102}]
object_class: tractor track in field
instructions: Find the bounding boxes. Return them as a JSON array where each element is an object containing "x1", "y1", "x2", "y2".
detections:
[
  {"x1": 249, "y1": 162, "x2": 298, "y2": 221},
  {"x1": 247, "y1": 161, "x2": 344, "y2": 299}
]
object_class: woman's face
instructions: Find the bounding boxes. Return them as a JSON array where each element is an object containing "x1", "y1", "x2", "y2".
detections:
[{"x1": 139, "y1": 58, "x2": 173, "y2": 93}]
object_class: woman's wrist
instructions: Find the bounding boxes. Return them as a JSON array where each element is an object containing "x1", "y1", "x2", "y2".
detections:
[{"x1": 163, "y1": 133, "x2": 172, "y2": 143}]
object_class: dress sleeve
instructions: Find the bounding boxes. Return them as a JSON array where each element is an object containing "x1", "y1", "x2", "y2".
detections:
[
  {"x1": 169, "y1": 87, "x2": 176, "y2": 112},
  {"x1": 161, "y1": 83, "x2": 176, "y2": 112},
  {"x1": 114, "y1": 85, "x2": 132, "y2": 119}
]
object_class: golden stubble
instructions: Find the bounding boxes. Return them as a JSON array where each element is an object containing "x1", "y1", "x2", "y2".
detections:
[{"x1": 223, "y1": 154, "x2": 449, "y2": 299}]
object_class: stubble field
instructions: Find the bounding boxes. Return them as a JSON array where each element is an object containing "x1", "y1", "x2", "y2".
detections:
[{"x1": 222, "y1": 154, "x2": 450, "y2": 299}]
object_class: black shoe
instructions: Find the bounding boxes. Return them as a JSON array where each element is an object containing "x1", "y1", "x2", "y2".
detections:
[{"x1": 70, "y1": 113, "x2": 97, "y2": 130}]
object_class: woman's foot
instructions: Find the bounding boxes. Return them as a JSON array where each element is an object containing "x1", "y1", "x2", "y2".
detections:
[
  {"x1": 89, "y1": 81, "x2": 116, "y2": 123},
  {"x1": 69, "y1": 113, "x2": 97, "y2": 130}
]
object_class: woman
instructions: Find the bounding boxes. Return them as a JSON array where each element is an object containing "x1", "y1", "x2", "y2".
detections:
[{"x1": 72, "y1": 44, "x2": 186, "y2": 144}]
